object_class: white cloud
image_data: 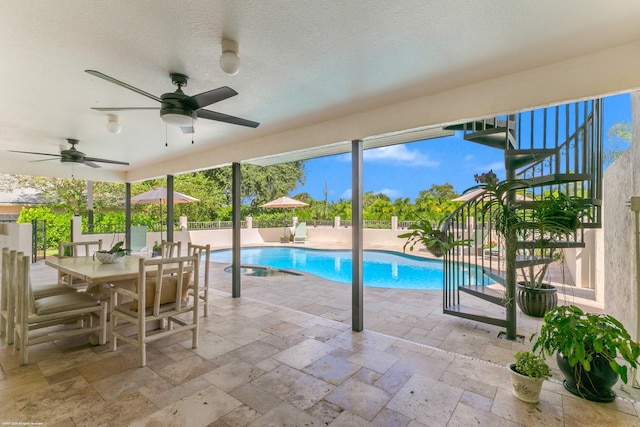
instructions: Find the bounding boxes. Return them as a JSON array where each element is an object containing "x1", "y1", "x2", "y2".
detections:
[
  {"x1": 377, "y1": 188, "x2": 401, "y2": 198},
  {"x1": 364, "y1": 145, "x2": 439, "y2": 167},
  {"x1": 337, "y1": 145, "x2": 439, "y2": 167},
  {"x1": 475, "y1": 161, "x2": 504, "y2": 173},
  {"x1": 340, "y1": 188, "x2": 352, "y2": 199}
]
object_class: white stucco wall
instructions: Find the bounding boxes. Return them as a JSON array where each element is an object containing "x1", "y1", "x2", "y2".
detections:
[
  {"x1": 0, "y1": 223, "x2": 32, "y2": 258},
  {"x1": 604, "y1": 92, "x2": 640, "y2": 338}
]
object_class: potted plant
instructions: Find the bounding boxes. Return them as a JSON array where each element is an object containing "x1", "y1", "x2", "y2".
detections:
[
  {"x1": 531, "y1": 305, "x2": 640, "y2": 402},
  {"x1": 471, "y1": 170, "x2": 591, "y2": 317},
  {"x1": 398, "y1": 219, "x2": 471, "y2": 257},
  {"x1": 152, "y1": 241, "x2": 162, "y2": 257},
  {"x1": 507, "y1": 351, "x2": 550, "y2": 403},
  {"x1": 93, "y1": 241, "x2": 131, "y2": 264}
]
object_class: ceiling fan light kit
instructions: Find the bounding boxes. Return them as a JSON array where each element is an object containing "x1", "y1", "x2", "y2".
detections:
[
  {"x1": 85, "y1": 68, "x2": 259, "y2": 134},
  {"x1": 106, "y1": 114, "x2": 122, "y2": 134},
  {"x1": 219, "y1": 39, "x2": 240, "y2": 75}
]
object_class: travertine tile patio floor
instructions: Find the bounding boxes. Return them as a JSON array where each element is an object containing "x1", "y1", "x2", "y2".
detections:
[{"x1": 1, "y1": 255, "x2": 639, "y2": 426}]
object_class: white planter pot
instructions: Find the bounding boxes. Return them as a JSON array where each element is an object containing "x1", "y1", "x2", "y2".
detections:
[{"x1": 507, "y1": 363, "x2": 544, "y2": 403}]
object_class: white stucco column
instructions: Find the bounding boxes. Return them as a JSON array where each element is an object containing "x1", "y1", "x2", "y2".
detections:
[{"x1": 179, "y1": 216, "x2": 188, "y2": 230}]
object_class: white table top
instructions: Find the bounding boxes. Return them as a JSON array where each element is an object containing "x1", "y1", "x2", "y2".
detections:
[{"x1": 45, "y1": 255, "x2": 150, "y2": 285}]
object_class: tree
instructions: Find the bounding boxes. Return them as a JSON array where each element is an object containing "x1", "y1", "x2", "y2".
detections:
[
  {"x1": 0, "y1": 175, "x2": 125, "y2": 215},
  {"x1": 414, "y1": 183, "x2": 459, "y2": 223},
  {"x1": 364, "y1": 198, "x2": 394, "y2": 220},
  {"x1": 392, "y1": 197, "x2": 415, "y2": 220},
  {"x1": 331, "y1": 199, "x2": 352, "y2": 220},
  {"x1": 605, "y1": 121, "x2": 632, "y2": 166},
  {"x1": 203, "y1": 162, "x2": 306, "y2": 209}
]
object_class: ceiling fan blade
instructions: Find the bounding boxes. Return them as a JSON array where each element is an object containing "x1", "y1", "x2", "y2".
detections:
[
  {"x1": 84, "y1": 156, "x2": 130, "y2": 166},
  {"x1": 85, "y1": 70, "x2": 162, "y2": 103},
  {"x1": 91, "y1": 107, "x2": 160, "y2": 111},
  {"x1": 30, "y1": 158, "x2": 58, "y2": 163},
  {"x1": 196, "y1": 109, "x2": 260, "y2": 128},
  {"x1": 83, "y1": 161, "x2": 101, "y2": 168},
  {"x1": 185, "y1": 87, "x2": 237, "y2": 109},
  {"x1": 9, "y1": 150, "x2": 62, "y2": 158}
]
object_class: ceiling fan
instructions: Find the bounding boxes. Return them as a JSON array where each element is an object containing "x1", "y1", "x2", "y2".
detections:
[
  {"x1": 9, "y1": 139, "x2": 129, "y2": 168},
  {"x1": 85, "y1": 70, "x2": 260, "y2": 134}
]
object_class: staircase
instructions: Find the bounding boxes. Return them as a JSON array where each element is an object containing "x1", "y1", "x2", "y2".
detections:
[{"x1": 441, "y1": 101, "x2": 603, "y2": 339}]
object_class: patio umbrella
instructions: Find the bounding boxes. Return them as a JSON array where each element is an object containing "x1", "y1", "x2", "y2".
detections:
[
  {"x1": 131, "y1": 188, "x2": 199, "y2": 240},
  {"x1": 260, "y1": 196, "x2": 309, "y2": 237}
]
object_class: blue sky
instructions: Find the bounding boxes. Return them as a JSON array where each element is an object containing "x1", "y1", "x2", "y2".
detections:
[{"x1": 294, "y1": 93, "x2": 632, "y2": 202}]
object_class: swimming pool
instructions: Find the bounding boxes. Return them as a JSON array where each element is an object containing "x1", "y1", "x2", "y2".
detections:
[{"x1": 209, "y1": 247, "x2": 485, "y2": 290}]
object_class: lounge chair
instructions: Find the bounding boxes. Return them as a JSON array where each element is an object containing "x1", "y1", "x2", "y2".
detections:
[
  {"x1": 293, "y1": 222, "x2": 306, "y2": 243},
  {"x1": 130, "y1": 225, "x2": 148, "y2": 254}
]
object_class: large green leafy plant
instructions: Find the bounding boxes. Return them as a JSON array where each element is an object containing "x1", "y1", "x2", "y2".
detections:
[
  {"x1": 95, "y1": 241, "x2": 131, "y2": 257},
  {"x1": 472, "y1": 170, "x2": 591, "y2": 289},
  {"x1": 532, "y1": 305, "x2": 640, "y2": 383},
  {"x1": 398, "y1": 219, "x2": 470, "y2": 258}
]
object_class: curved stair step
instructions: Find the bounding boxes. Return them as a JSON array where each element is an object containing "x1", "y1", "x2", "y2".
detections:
[
  {"x1": 516, "y1": 240, "x2": 586, "y2": 249},
  {"x1": 443, "y1": 304, "x2": 508, "y2": 328},
  {"x1": 459, "y1": 284, "x2": 506, "y2": 306},
  {"x1": 505, "y1": 148, "x2": 558, "y2": 170},
  {"x1": 484, "y1": 268, "x2": 505, "y2": 285},
  {"x1": 515, "y1": 255, "x2": 553, "y2": 268}
]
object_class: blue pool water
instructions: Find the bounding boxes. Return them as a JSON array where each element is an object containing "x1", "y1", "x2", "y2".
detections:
[{"x1": 209, "y1": 247, "x2": 483, "y2": 290}]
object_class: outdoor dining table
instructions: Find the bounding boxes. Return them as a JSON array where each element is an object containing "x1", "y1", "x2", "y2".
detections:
[
  {"x1": 45, "y1": 255, "x2": 185, "y2": 299},
  {"x1": 44, "y1": 255, "x2": 189, "y2": 344}
]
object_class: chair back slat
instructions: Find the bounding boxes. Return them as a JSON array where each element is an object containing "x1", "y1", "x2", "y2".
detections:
[
  {"x1": 15, "y1": 252, "x2": 30, "y2": 328},
  {"x1": 1, "y1": 248, "x2": 16, "y2": 341},
  {"x1": 187, "y1": 243, "x2": 210, "y2": 285},
  {"x1": 58, "y1": 240, "x2": 103, "y2": 258},
  {"x1": 160, "y1": 241, "x2": 181, "y2": 258},
  {"x1": 136, "y1": 255, "x2": 198, "y2": 316},
  {"x1": 1, "y1": 248, "x2": 10, "y2": 324}
]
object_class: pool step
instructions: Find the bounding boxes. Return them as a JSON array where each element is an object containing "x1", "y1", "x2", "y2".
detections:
[
  {"x1": 459, "y1": 284, "x2": 506, "y2": 306},
  {"x1": 443, "y1": 304, "x2": 509, "y2": 328}
]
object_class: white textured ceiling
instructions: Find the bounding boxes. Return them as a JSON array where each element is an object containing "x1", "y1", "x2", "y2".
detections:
[{"x1": 2, "y1": 0, "x2": 640, "y2": 182}]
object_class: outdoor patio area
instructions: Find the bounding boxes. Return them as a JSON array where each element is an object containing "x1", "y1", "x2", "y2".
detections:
[{"x1": 1, "y1": 254, "x2": 639, "y2": 426}]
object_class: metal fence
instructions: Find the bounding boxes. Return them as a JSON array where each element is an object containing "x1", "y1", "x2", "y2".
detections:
[
  {"x1": 81, "y1": 218, "x2": 419, "y2": 232},
  {"x1": 187, "y1": 221, "x2": 240, "y2": 230}
]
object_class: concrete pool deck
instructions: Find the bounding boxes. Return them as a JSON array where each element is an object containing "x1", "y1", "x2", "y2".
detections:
[{"x1": 1, "y1": 248, "x2": 638, "y2": 425}]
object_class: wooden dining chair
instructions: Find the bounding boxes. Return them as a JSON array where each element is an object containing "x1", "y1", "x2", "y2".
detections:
[
  {"x1": 13, "y1": 253, "x2": 107, "y2": 365},
  {"x1": 2, "y1": 247, "x2": 76, "y2": 345},
  {"x1": 57, "y1": 240, "x2": 103, "y2": 287},
  {"x1": 187, "y1": 243, "x2": 211, "y2": 316},
  {"x1": 109, "y1": 255, "x2": 199, "y2": 367},
  {"x1": 160, "y1": 240, "x2": 181, "y2": 258},
  {"x1": 1, "y1": 248, "x2": 17, "y2": 344}
]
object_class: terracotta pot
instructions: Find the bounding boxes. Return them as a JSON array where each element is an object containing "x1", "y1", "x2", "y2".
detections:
[{"x1": 516, "y1": 283, "x2": 557, "y2": 317}]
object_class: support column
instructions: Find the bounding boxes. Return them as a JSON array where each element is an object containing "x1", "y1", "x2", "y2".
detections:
[
  {"x1": 125, "y1": 183, "x2": 131, "y2": 249},
  {"x1": 352, "y1": 139, "x2": 363, "y2": 332},
  {"x1": 87, "y1": 181, "x2": 94, "y2": 233},
  {"x1": 504, "y1": 115, "x2": 517, "y2": 340},
  {"x1": 167, "y1": 175, "x2": 174, "y2": 242},
  {"x1": 232, "y1": 162, "x2": 241, "y2": 298}
]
